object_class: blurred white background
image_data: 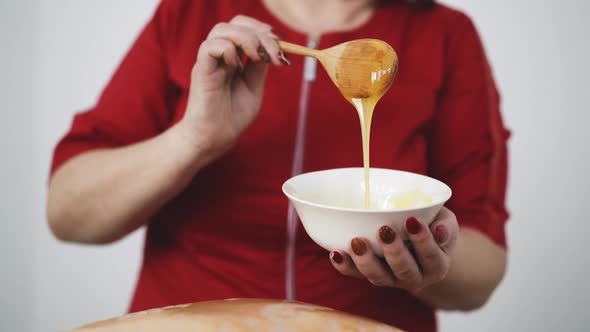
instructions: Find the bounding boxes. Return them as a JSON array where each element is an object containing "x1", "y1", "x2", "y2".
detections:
[{"x1": 1, "y1": 0, "x2": 589, "y2": 331}]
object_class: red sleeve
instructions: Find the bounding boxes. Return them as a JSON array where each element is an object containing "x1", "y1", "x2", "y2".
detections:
[
  {"x1": 428, "y1": 12, "x2": 510, "y2": 247},
  {"x1": 50, "y1": 0, "x2": 179, "y2": 175}
]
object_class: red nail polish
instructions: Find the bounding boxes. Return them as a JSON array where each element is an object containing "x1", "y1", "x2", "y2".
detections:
[
  {"x1": 434, "y1": 225, "x2": 449, "y2": 244},
  {"x1": 278, "y1": 51, "x2": 291, "y2": 65},
  {"x1": 406, "y1": 217, "x2": 422, "y2": 235},
  {"x1": 379, "y1": 226, "x2": 395, "y2": 244},
  {"x1": 351, "y1": 238, "x2": 367, "y2": 256},
  {"x1": 237, "y1": 50, "x2": 249, "y2": 70},
  {"x1": 330, "y1": 251, "x2": 343, "y2": 264}
]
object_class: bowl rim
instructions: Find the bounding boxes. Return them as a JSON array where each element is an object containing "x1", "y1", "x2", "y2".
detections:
[{"x1": 282, "y1": 167, "x2": 452, "y2": 213}]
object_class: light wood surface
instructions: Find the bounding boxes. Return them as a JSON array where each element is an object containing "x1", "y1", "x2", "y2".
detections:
[{"x1": 69, "y1": 299, "x2": 404, "y2": 332}]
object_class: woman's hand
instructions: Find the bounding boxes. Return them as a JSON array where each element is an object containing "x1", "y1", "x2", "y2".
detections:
[
  {"x1": 179, "y1": 15, "x2": 288, "y2": 163},
  {"x1": 330, "y1": 207, "x2": 459, "y2": 291}
]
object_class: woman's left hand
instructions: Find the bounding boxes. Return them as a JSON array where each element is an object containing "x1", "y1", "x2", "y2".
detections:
[{"x1": 329, "y1": 207, "x2": 459, "y2": 291}]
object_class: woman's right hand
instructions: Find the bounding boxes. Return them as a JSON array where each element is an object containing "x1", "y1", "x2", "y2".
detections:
[
  {"x1": 179, "y1": 15, "x2": 288, "y2": 163},
  {"x1": 47, "y1": 16, "x2": 289, "y2": 244}
]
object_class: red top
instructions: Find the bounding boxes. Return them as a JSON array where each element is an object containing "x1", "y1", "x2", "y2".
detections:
[{"x1": 51, "y1": 1, "x2": 510, "y2": 331}]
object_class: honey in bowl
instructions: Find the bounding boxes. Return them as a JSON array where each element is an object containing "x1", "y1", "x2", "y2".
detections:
[{"x1": 282, "y1": 167, "x2": 453, "y2": 256}]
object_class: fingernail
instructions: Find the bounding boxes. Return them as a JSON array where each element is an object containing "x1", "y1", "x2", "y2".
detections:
[
  {"x1": 257, "y1": 45, "x2": 271, "y2": 63},
  {"x1": 330, "y1": 251, "x2": 343, "y2": 264},
  {"x1": 278, "y1": 50, "x2": 291, "y2": 66},
  {"x1": 379, "y1": 226, "x2": 396, "y2": 244},
  {"x1": 434, "y1": 225, "x2": 449, "y2": 244},
  {"x1": 351, "y1": 238, "x2": 367, "y2": 256},
  {"x1": 405, "y1": 217, "x2": 422, "y2": 235}
]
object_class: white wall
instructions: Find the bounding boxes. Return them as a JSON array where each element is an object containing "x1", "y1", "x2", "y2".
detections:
[
  {"x1": 1, "y1": 1, "x2": 156, "y2": 331},
  {"x1": 0, "y1": 2, "x2": 35, "y2": 331},
  {"x1": 1, "y1": 0, "x2": 589, "y2": 331}
]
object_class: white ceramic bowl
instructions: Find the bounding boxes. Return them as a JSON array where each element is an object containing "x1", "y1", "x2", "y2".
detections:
[{"x1": 282, "y1": 168, "x2": 452, "y2": 256}]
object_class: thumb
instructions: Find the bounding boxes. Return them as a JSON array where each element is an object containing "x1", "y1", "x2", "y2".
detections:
[
  {"x1": 430, "y1": 207, "x2": 458, "y2": 250},
  {"x1": 241, "y1": 60, "x2": 269, "y2": 96}
]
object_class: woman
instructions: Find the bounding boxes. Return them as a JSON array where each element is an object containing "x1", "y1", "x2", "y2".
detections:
[{"x1": 47, "y1": 0, "x2": 509, "y2": 330}]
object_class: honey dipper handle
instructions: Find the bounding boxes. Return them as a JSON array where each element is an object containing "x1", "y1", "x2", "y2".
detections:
[{"x1": 278, "y1": 41, "x2": 320, "y2": 58}]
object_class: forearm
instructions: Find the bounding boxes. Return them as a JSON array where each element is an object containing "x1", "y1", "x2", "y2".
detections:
[
  {"x1": 47, "y1": 121, "x2": 209, "y2": 244},
  {"x1": 414, "y1": 227, "x2": 507, "y2": 311}
]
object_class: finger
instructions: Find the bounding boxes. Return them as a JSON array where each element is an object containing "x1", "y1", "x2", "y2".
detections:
[
  {"x1": 207, "y1": 23, "x2": 264, "y2": 62},
  {"x1": 236, "y1": 55, "x2": 269, "y2": 97},
  {"x1": 230, "y1": 15, "x2": 273, "y2": 33},
  {"x1": 429, "y1": 207, "x2": 458, "y2": 252},
  {"x1": 378, "y1": 225, "x2": 423, "y2": 290},
  {"x1": 349, "y1": 238, "x2": 396, "y2": 287},
  {"x1": 257, "y1": 32, "x2": 282, "y2": 66},
  {"x1": 405, "y1": 217, "x2": 450, "y2": 284},
  {"x1": 230, "y1": 16, "x2": 282, "y2": 65},
  {"x1": 195, "y1": 38, "x2": 240, "y2": 75},
  {"x1": 329, "y1": 250, "x2": 363, "y2": 279}
]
